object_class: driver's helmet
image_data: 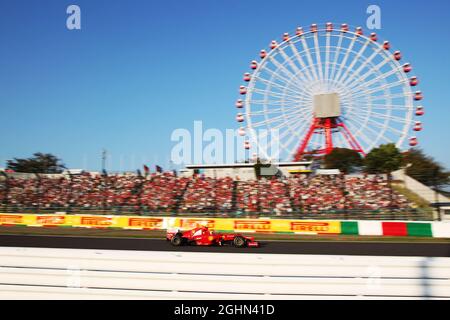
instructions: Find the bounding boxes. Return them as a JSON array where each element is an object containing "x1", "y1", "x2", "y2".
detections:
[{"x1": 201, "y1": 226, "x2": 211, "y2": 234}]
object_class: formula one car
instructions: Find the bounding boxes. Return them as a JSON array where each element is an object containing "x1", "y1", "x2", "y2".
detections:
[{"x1": 166, "y1": 226, "x2": 259, "y2": 248}]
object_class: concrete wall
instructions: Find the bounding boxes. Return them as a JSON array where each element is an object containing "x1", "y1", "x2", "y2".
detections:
[{"x1": 1, "y1": 247, "x2": 449, "y2": 299}]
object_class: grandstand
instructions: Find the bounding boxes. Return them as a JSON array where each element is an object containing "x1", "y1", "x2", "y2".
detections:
[{"x1": 0, "y1": 168, "x2": 436, "y2": 221}]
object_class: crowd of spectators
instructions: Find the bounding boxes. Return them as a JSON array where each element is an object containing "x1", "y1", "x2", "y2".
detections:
[
  {"x1": 179, "y1": 177, "x2": 234, "y2": 213},
  {"x1": 289, "y1": 175, "x2": 345, "y2": 213},
  {"x1": 236, "y1": 178, "x2": 292, "y2": 215},
  {"x1": 0, "y1": 172, "x2": 412, "y2": 214},
  {"x1": 287, "y1": 175, "x2": 411, "y2": 214}
]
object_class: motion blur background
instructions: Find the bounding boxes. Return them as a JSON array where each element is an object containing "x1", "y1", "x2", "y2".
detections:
[{"x1": 0, "y1": 0, "x2": 449, "y2": 171}]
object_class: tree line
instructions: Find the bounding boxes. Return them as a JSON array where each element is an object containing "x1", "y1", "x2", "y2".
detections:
[{"x1": 323, "y1": 144, "x2": 449, "y2": 191}]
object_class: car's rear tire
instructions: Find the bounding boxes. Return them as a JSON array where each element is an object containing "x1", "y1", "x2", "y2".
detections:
[
  {"x1": 233, "y1": 236, "x2": 246, "y2": 248},
  {"x1": 171, "y1": 234, "x2": 183, "y2": 246}
]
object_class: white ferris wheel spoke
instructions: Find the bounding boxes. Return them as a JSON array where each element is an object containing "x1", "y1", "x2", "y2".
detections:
[
  {"x1": 354, "y1": 108, "x2": 414, "y2": 124},
  {"x1": 250, "y1": 109, "x2": 305, "y2": 128},
  {"x1": 350, "y1": 77, "x2": 408, "y2": 99},
  {"x1": 369, "y1": 92, "x2": 411, "y2": 102},
  {"x1": 333, "y1": 35, "x2": 357, "y2": 84},
  {"x1": 345, "y1": 58, "x2": 398, "y2": 92},
  {"x1": 276, "y1": 43, "x2": 315, "y2": 88},
  {"x1": 256, "y1": 115, "x2": 308, "y2": 158},
  {"x1": 261, "y1": 107, "x2": 307, "y2": 137},
  {"x1": 248, "y1": 106, "x2": 299, "y2": 116},
  {"x1": 248, "y1": 99, "x2": 302, "y2": 107},
  {"x1": 344, "y1": 121, "x2": 374, "y2": 149},
  {"x1": 329, "y1": 32, "x2": 344, "y2": 82},
  {"x1": 313, "y1": 32, "x2": 324, "y2": 83},
  {"x1": 288, "y1": 40, "x2": 316, "y2": 83},
  {"x1": 334, "y1": 131, "x2": 348, "y2": 149},
  {"x1": 349, "y1": 111, "x2": 403, "y2": 136},
  {"x1": 280, "y1": 118, "x2": 308, "y2": 149},
  {"x1": 257, "y1": 64, "x2": 304, "y2": 89},
  {"x1": 267, "y1": 55, "x2": 307, "y2": 89},
  {"x1": 264, "y1": 67, "x2": 313, "y2": 102},
  {"x1": 324, "y1": 32, "x2": 332, "y2": 91},
  {"x1": 253, "y1": 75, "x2": 312, "y2": 99},
  {"x1": 343, "y1": 87, "x2": 406, "y2": 105},
  {"x1": 299, "y1": 36, "x2": 320, "y2": 83},
  {"x1": 341, "y1": 46, "x2": 384, "y2": 87},
  {"x1": 271, "y1": 124, "x2": 301, "y2": 161},
  {"x1": 250, "y1": 88, "x2": 304, "y2": 103},
  {"x1": 326, "y1": 42, "x2": 390, "y2": 99},
  {"x1": 258, "y1": 64, "x2": 314, "y2": 98},
  {"x1": 369, "y1": 103, "x2": 411, "y2": 110},
  {"x1": 344, "y1": 116, "x2": 386, "y2": 147},
  {"x1": 337, "y1": 38, "x2": 371, "y2": 88}
]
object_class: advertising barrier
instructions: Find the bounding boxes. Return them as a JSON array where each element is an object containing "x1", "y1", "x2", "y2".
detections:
[
  {"x1": 0, "y1": 213, "x2": 449, "y2": 238},
  {"x1": 173, "y1": 217, "x2": 341, "y2": 234}
]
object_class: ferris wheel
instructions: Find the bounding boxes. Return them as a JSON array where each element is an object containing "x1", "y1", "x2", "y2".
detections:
[{"x1": 235, "y1": 23, "x2": 424, "y2": 161}]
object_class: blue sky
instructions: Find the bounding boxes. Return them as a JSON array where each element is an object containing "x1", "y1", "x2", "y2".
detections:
[{"x1": 0, "y1": 0, "x2": 449, "y2": 171}]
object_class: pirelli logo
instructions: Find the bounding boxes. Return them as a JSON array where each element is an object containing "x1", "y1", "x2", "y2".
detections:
[
  {"x1": 180, "y1": 219, "x2": 215, "y2": 229},
  {"x1": 290, "y1": 222, "x2": 331, "y2": 232},
  {"x1": 234, "y1": 220, "x2": 271, "y2": 230},
  {"x1": 128, "y1": 218, "x2": 163, "y2": 229},
  {"x1": 80, "y1": 216, "x2": 113, "y2": 226},
  {"x1": 0, "y1": 214, "x2": 23, "y2": 224},
  {"x1": 36, "y1": 216, "x2": 66, "y2": 225}
]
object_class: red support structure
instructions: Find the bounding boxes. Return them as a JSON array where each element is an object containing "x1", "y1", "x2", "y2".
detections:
[
  {"x1": 293, "y1": 117, "x2": 365, "y2": 161},
  {"x1": 324, "y1": 118, "x2": 333, "y2": 154},
  {"x1": 293, "y1": 119, "x2": 318, "y2": 161},
  {"x1": 340, "y1": 121, "x2": 366, "y2": 156}
]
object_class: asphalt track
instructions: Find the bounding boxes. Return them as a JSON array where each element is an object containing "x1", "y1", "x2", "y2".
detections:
[{"x1": 0, "y1": 234, "x2": 449, "y2": 256}]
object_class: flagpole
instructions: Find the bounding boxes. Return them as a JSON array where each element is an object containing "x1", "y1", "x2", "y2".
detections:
[{"x1": 101, "y1": 149, "x2": 107, "y2": 173}]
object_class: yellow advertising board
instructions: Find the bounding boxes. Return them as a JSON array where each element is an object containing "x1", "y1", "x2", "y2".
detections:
[
  {"x1": 125, "y1": 217, "x2": 165, "y2": 230},
  {"x1": 168, "y1": 217, "x2": 341, "y2": 234},
  {"x1": 0, "y1": 214, "x2": 26, "y2": 225},
  {"x1": 0, "y1": 213, "x2": 340, "y2": 235}
]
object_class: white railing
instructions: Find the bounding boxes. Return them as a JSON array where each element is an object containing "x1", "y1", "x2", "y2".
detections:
[{"x1": 0, "y1": 247, "x2": 449, "y2": 299}]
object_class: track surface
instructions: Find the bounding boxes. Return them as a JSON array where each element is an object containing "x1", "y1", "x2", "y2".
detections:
[{"x1": 0, "y1": 234, "x2": 449, "y2": 256}]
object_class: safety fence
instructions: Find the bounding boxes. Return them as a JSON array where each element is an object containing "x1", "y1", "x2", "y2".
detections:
[
  {"x1": 1, "y1": 213, "x2": 449, "y2": 238},
  {"x1": 0, "y1": 247, "x2": 449, "y2": 299}
]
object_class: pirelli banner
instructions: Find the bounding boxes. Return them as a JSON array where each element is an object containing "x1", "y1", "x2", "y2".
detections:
[
  {"x1": 0, "y1": 213, "x2": 338, "y2": 234},
  {"x1": 0, "y1": 213, "x2": 167, "y2": 230},
  {"x1": 170, "y1": 217, "x2": 341, "y2": 235}
]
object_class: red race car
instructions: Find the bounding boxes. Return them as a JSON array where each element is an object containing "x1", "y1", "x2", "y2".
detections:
[{"x1": 166, "y1": 226, "x2": 259, "y2": 248}]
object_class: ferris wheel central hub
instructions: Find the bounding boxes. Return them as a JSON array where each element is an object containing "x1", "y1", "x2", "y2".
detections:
[{"x1": 313, "y1": 93, "x2": 341, "y2": 118}]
